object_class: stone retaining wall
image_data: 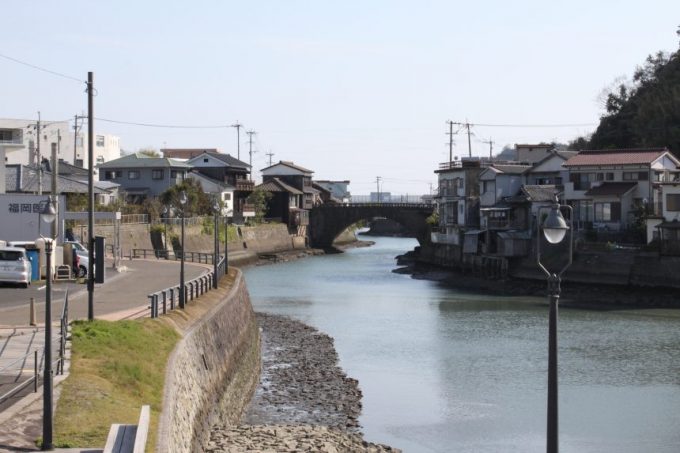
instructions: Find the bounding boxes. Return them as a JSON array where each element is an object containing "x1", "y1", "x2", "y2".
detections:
[{"x1": 156, "y1": 270, "x2": 261, "y2": 453}]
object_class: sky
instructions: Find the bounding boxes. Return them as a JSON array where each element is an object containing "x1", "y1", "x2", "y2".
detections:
[{"x1": 2, "y1": 1, "x2": 679, "y2": 195}]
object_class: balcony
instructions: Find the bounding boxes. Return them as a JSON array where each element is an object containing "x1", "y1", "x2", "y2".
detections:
[
  {"x1": 235, "y1": 180, "x2": 255, "y2": 191},
  {"x1": 0, "y1": 129, "x2": 24, "y2": 146}
]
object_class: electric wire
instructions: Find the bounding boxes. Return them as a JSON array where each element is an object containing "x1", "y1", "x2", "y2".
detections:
[
  {"x1": 94, "y1": 117, "x2": 230, "y2": 129},
  {"x1": 0, "y1": 52, "x2": 86, "y2": 84}
]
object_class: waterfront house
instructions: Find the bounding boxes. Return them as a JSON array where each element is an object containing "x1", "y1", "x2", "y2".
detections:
[
  {"x1": 184, "y1": 151, "x2": 254, "y2": 222},
  {"x1": 654, "y1": 182, "x2": 680, "y2": 255},
  {"x1": 98, "y1": 153, "x2": 191, "y2": 202},
  {"x1": 525, "y1": 151, "x2": 577, "y2": 186},
  {"x1": 432, "y1": 159, "x2": 483, "y2": 247},
  {"x1": 186, "y1": 171, "x2": 235, "y2": 217},
  {"x1": 261, "y1": 161, "x2": 315, "y2": 210},
  {"x1": 314, "y1": 180, "x2": 351, "y2": 203},
  {"x1": 254, "y1": 177, "x2": 306, "y2": 228},
  {"x1": 563, "y1": 148, "x2": 680, "y2": 232}
]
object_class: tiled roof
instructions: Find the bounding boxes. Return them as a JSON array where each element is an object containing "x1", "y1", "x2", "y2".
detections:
[
  {"x1": 187, "y1": 171, "x2": 235, "y2": 190},
  {"x1": 5, "y1": 165, "x2": 107, "y2": 194},
  {"x1": 98, "y1": 153, "x2": 192, "y2": 169},
  {"x1": 564, "y1": 148, "x2": 670, "y2": 167},
  {"x1": 521, "y1": 185, "x2": 560, "y2": 202},
  {"x1": 260, "y1": 160, "x2": 313, "y2": 174},
  {"x1": 162, "y1": 149, "x2": 220, "y2": 159},
  {"x1": 492, "y1": 164, "x2": 532, "y2": 174},
  {"x1": 585, "y1": 182, "x2": 637, "y2": 197},
  {"x1": 256, "y1": 177, "x2": 304, "y2": 195},
  {"x1": 187, "y1": 152, "x2": 250, "y2": 169}
]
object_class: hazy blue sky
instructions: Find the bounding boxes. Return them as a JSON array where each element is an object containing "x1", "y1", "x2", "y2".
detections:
[{"x1": 2, "y1": 1, "x2": 679, "y2": 194}]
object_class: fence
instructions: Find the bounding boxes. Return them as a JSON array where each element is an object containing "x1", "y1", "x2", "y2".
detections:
[
  {"x1": 129, "y1": 248, "x2": 217, "y2": 264},
  {"x1": 0, "y1": 291, "x2": 69, "y2": 404},
  {"x1": 154, "y1": 216, "x2": 207, "y2": 227},
  {"x1": 147, "y1": 255, "x2": 226, "y2": 318}
]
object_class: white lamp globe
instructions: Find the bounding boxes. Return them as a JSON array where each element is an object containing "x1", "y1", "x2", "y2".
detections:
[
  {"x1": 542, "y1": 206, "x2": 569, "y2": 244},
  {"x1": 42, "y1": 200, "x2": 56, "y2": 224}
]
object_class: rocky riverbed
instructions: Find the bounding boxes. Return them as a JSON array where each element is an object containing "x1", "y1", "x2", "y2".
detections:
[{"x1": 208, "y1": 313, "x2": 399, "y2": 452}]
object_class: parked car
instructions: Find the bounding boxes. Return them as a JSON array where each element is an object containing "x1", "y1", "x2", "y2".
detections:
[
  {"x1": 64, "y1": 241, "x2": 92, "y2": 278},
  {"x1": 0, "y1": 247, "x2": 31, "y2": 288}
]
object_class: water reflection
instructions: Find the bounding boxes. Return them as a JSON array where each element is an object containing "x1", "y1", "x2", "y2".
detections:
[{"x1": 244, "y1": 237, "x2": 680, "y2": 453}]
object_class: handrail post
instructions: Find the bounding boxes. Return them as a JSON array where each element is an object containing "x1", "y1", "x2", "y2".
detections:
[
  {"x1": 34, "y1": 350, "x2": 38, "y2": 392},
  {"x1": 162, "y1": 291, "x2": 167, "y2": 315},
  {"x1": 148, "y1": 295, "x2": 155, "y2": 318},
  {"x1": 170, "y1": 288, "x2": 175, "y2": 310}
]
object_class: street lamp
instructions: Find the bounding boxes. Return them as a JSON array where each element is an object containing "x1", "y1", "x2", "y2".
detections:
[
  {"x1": 161, "y1": 206, "x2": 168, "y2": 257},
  {"x1": 41, "y1": 199, "x2": 56, "y2": 451},
  {"x1": 213, "y1": 199, "x2": 220, "y2": 288},
  {"x1": 536, "y1": 196, "x2": 573, "y2": 453},
  {"x1": 179, "y1": 191, "x2": 187, "y2": 309}
]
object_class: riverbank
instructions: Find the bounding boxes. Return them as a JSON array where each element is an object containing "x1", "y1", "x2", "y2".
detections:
[
  {"x1": 208, "y1": 313, "x2": 399, "y2": 452},
  {"x1": 254, "y1": 240, "x2": 375, "y2": 266},
  {"x1": 396, "y1": 251, "x2": 680, "y2": 309}
]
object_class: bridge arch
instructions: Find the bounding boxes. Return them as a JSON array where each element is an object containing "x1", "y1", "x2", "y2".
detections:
[{"x1": 309, "y1": 203, "x2": 434, "y2": 249}]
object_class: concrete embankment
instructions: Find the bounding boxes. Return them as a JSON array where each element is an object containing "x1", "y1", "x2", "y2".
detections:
[
  {"x1": 409, "y1": 244, "x2": 680, "y2": 307},
  {"x1": 157, "y1": 269, "x2": 261, "y2": 453}
]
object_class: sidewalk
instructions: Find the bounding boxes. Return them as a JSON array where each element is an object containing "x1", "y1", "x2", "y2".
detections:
[{"x1": 0, "y1": 258, "x2": 210, "y2": 452}]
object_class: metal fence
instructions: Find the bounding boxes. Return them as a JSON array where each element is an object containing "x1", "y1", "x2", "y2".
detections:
[
  {"x1": 147, "y1": 255, "x2": 226, "y2": 318},
  {"x1": 155, "y1": 216, "x2": 207, "y2": 227},
  {"x1": 129, "y1": 248, "x2": 217, "y2": 264},
  {"x1": 0, "y1": 291, "x2": 69, "y2": 404}
]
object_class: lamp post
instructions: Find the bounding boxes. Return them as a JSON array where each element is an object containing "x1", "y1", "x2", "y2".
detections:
[
  {"x1": 213, "y1": 200, "x2": 220, "y2": 288},
  {"x1": 41, "y1": 199, "x2": 56, "y2": 451},
  {"x1": 536, "y1": 196, "x2": 573, "y2": 453},
  {"x1": 161, "y1": 206, "x2": 168, "y2": 256},
  {"x1": 224, "y1": 215, "x2": 229, "y2": 275},
  {"x1": 179, "y1": 191, "x2": 187, "y2": 309}
]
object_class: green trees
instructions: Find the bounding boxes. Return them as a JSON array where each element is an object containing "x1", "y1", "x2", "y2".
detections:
[
  {"x1": 246, "y1": 187, "x2": 272, "y2": 224},
  {"x1": 576, "y1": 27, "x2": 680, "y2": 155},
  {"x1": 160, "y1": 178, "x2": 213, "y2": 216}
]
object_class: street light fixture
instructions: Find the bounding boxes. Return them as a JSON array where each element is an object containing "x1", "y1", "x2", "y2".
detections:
[
  {"x1": 161, "y1": 206, "x2": 168, "y2": 256},
  {"x1": 536, "y1": 196, "x2": 572, "y2": 453},
  {"x1": 41, "y1": 198, "x2": 56, "y2": 451},
  {"x1": 178, "y1": 191, "x2": 187, "y2": 309},
  {"x1": 213, "y1": 199, "x2": 220, "y2": 288}
]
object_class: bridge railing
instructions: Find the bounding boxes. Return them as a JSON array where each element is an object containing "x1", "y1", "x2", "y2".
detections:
[{"x1": 317, "y1": 203, "x2": 433, "y2": 209}]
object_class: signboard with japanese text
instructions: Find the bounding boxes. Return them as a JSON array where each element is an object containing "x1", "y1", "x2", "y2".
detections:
[{"x1": 0, "y1": 194, "x2": 65, "y2": 242}]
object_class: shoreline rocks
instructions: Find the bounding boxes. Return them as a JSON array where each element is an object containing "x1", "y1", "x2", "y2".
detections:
[{"x1": 208, "y1": 313, "x2": 399, "y2": 452}]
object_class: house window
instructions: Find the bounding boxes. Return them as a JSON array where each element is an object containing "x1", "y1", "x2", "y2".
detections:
[
  {"x1": 606, "y1": 173, "x2": 614, "y2": 181},
  {"x1": 223, "y1": 193, "x2": 231, "y2": 201},
  {"x1": 303, "y1": 178, "x2": 311, "y2": 187},
  {"x1": 667, "y1": 194, "x2": 680, "y2": 211},
  {"x1": 96, "y1": 135, "x2": 105, "y2": 147},
  {"x1": 128, "y1": 170, "x2": 140, "y2": 180},
  {"x1": 482, "y1": 181, "x2": 488, "y2": 194},
  {"x1": 623, "y1": 171, "x2": 649, "y2": 181},
  {"x1": 170, "y1": 170, "x2": 177, "y2": 178},
  {"x1": 203, "y1": 158, "x2": 209, "y2": 163},
  {"x1": 96, "y1": 156, "x2": 105, "y2": 164},
  {"x1": 0, "y1": 130, "x2": 13, "y2": 141},
  {"x1": 152, "y1": 169, "x2": 164, "y2": 180},
  {"x1": 595, "y1": 202, "x2": 621, "y2": 222},
  {"x1": 104, "y1": 170, "x2": 119, "y2": 180}
]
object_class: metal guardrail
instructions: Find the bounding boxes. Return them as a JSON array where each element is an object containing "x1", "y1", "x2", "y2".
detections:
[
  {"x1": 317, "y1": 202, "x2": 433, "y2": 209},
  {"x1": 146, "y1": 255, "x2": 226, "y2": 318},
  {"x1": 0, "y1": 291, "x2": 69, "y2": 404},
  {"x1": 130, "y1": 248, "x2": 217, "y2": 264}
]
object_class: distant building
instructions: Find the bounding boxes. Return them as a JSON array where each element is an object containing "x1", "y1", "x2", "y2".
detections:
[
  {"x1": 98, "y1": 153, "x2": 191, "y2": 202},
  {"x1": 314, "y1": 180, "x2": 351, "y2": 202},
  {"x1": 161, "y1": 148, "x2": 221, "y2": 160},
  {"x1": 259, "y1": 161, "x2": 315, "y2": 231},
  {"x1": 515, "y1": 143, "x2": 555, "y2": 163}
]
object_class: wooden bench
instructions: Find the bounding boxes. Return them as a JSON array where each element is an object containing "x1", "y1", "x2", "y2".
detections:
[{"x1": 103, "y1": 405, "x2": 150, "y2": 453}]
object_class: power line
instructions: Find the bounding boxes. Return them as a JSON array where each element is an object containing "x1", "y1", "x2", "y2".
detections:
[
  {"x1": 0, "y1": 51, "x2": 86, "y2": 84},
  {"x1": 473, "y1": 122, "x2": 596, "y2": 128},
  {"x1": 95, "y1": 117, "x2": 229, "y2": 129}
]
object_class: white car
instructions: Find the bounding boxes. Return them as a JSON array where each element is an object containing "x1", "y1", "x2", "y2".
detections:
[{"x1": 0, "y1": 247, "x2": 31, "y2": 288}]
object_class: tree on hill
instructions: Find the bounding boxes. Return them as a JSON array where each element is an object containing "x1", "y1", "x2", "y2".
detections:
[{"x1": 582, "y1": 27, "x2": 680, "y2": 156}]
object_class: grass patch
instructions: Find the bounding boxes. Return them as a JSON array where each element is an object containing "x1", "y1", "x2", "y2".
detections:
[{"x1": 54, "y1": 319, "x2": 180, "y2": 450}]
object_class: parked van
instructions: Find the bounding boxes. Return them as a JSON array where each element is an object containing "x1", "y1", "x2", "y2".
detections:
[{"x1": 0, "y1": 247, "x2": 31, "y2": 288}]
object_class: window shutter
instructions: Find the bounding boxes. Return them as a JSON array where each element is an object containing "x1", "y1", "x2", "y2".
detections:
[{"x1": 611, "y1": 202, "x2": 621, "y2": 221}]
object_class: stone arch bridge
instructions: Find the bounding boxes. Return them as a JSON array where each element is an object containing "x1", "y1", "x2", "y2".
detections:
[{"x1": 309, "y1": 203, "x2": 434, "y2": 249}]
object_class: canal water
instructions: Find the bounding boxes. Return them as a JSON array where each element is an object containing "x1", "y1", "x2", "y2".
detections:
[{"x1": 243, "y1": 236, "x2": 680, "y2": 453}]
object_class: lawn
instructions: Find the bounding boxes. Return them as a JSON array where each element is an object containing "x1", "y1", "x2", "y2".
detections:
[{"x1": 53, "y1": 318, "x2": 179, "y2": 450}]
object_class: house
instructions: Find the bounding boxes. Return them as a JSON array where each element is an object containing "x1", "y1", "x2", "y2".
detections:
[
  {"x1": 162, "y1": 148, "x2": 220, "y2": 160},
  {"x1": 260, "y1": 161, "x2": 315, "y2": 210},
  {"x1": 314, "y1": 180, "x2": 351, "y2": 202},
  {"x1": 0, "y1": 118, "x2": 120, "y2": 169},
  {"x1": 654, "y1": 182, "x2": 680, "y2": 255},
  {"x1": 525, "y1": 151, "x2": 577, "y2": 186},
  {"x1": 0, "y1": 123, "x2": 24, "y2": 194},
  {"x1": 255, "y1": 177, "x2": 307, "y2": 227},
  {"x1": 185, "y1": 151, "x2": 253, "y2": 221},
  {"x1": 432, "y1": 159, "x2": 483, "y2": 246},
  {"x1": 5, "y1": 164, "x2": 113, "y2": 201},
  {"x1": 98, "y1": 153, "x2": 191, "y2": 202},
  {"x1": 563, "y1": 148, "x2": 680, "y2": 231},
  {"x1": 515, "y1": 143, "x2": 555, "y2": 163},
  {"x1": 312, "y1": 182, "x2": 336, "y2": 205},
  {"x1": 186, "y1": 171, "x2": 235, "y2": 217}
]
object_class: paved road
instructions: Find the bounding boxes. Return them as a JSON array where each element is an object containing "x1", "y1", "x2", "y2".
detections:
[{"x1": 0, "y1": 259, "x2": 209, "y2": 327}]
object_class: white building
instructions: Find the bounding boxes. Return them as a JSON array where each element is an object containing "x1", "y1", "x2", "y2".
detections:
[{"x1": 0, "y1": 118, "x2": 121, "y2": 169}]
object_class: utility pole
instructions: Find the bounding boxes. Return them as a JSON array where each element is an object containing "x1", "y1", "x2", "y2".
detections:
[
  {"x1": 482, "y1": 138, "x2": 495, "y2": 160},
  {"x1": 376, "y1": 176, "x2": 382, "y2": 203},
  {"x1": 446, "y1": 120, "x2": 455, "y2": 165},
  {"x1": 87, "y1": 72, "x2": 95, "y2": 321},
  {"x1": 246, "y1": 130, "x2": 256, "y2": 176},
  {"x1": 50, "y1": 130, "x2": 61, "y2": 239},
  {"x1": 73, "y1": 114, "x2": 84, "y2": 166},
  {"x1": 231, "y1": 122, "x2": 243, "y2": 160},
  {"x1": 37, "y1": 112, "x2": 42, "y2": 195},
  {"x1": 266, "y1": 150, "x2": 274, "y2": 167},
  {"x1": 451, "y1": 121, "x2": 474, "y2": 158}
]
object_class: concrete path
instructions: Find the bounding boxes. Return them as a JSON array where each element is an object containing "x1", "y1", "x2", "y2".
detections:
[{"x1": 0, "y1": 258, "x2": 210, "y2": 452}]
